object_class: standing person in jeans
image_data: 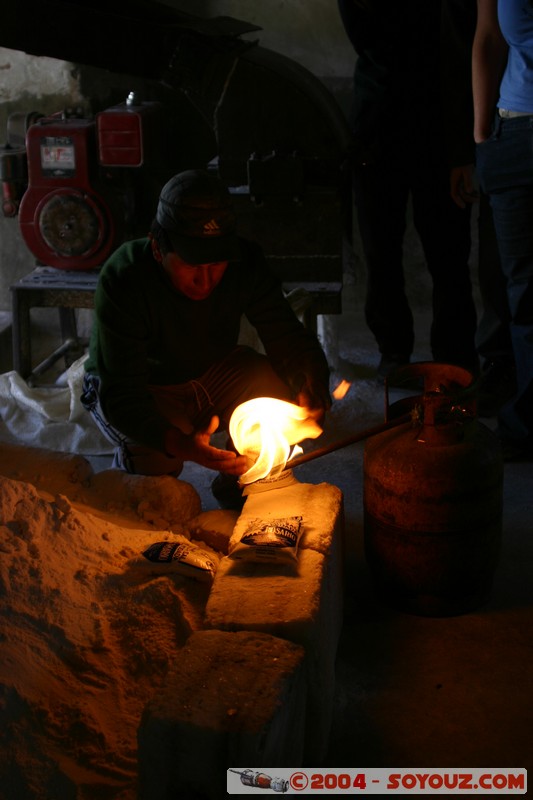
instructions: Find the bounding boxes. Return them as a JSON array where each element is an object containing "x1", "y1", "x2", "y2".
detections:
[
  {"x1": 473, "y1": 0, "x2": 533, "y2": 460},
  {"x1": 81, "y1": 169, "x2": 331, "y2": 505},
  {"x1": 441, "y1": 0, "x2": 516, "y2": 417},
  {"x1": 338, "y1": 0, "x2": 479, "y2": 382}
]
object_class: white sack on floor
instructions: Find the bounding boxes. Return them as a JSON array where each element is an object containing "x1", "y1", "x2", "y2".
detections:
[{"x1": 0, "y1": 355, "x2": 113, "y2": 455}]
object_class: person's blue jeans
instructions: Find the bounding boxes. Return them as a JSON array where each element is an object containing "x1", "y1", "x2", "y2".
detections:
[
  {"x1": 476, "y1": 190, "x2": 513, "y2": 367},
  {"x1": 476, "y1": 114, "x2": 533, "y2": 448}
]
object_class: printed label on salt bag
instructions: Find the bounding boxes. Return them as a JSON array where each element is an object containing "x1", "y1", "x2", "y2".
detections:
[
  {"x1": 142, "y1": 540, "x2": 219, "y2": 582},
  {"x1": 228, "y1": 516, "x2": 303, "y2": 564}
]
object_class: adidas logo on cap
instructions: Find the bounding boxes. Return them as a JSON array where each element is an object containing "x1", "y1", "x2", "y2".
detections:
[{"x1": 203, "y1": 219, "x2": 221, "y2": 236}]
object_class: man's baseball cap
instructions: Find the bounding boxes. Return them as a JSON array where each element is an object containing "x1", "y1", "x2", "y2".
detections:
[{"x1": 155, "y1": 169, "x2": 241, "y2": 264}]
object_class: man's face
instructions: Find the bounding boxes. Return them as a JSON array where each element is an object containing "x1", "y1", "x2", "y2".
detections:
[{"x1": 161, "y1": 251, "x2": 228, "y2": 300}]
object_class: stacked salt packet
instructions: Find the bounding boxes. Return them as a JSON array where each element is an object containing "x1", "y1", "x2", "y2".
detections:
[{"x1": 141, "y1": 538, "x2": 219, "y2": 582}]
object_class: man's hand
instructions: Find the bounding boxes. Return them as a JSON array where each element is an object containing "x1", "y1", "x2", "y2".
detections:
[
  {"x1": 450, "y1": 164, "x2": 479, "y2": 209},
  {"x1": 296, "y1": 374, "x2": 332, "y2": 426},
  {"x1": 165, "y1": 416, "x2": 248, "y2": 475}
]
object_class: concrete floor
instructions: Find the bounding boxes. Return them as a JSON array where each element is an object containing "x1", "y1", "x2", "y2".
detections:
[
  {"x1": 14, "y1": 273, "x2": 533, "y2": 783},
  {"x1": 322, "y1": 293, "x2": 533, "y2": 780}
]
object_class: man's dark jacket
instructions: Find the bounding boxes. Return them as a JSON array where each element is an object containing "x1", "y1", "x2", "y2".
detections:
[{"x1": 85, "y1": 237, "x2": 329, "y2": 451}]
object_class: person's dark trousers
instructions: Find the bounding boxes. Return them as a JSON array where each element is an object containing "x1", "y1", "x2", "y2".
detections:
[
  {"x1": 476, "y1": 114, "x2": 533, "y2": 450},
  {"x1": 353, "y1": 150, "x2": 478, "y2": 370},
  {"x1": 81, "y1": 346, "x2": 293, "y2": 474}
]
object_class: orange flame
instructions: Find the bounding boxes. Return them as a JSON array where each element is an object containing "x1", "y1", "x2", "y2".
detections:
[
  {"x1": 229, "y1": 397, "x2": 323, "y2": 484},
  {"x1": 332, "y1": 379, "x2": 352, "y2": 400}
]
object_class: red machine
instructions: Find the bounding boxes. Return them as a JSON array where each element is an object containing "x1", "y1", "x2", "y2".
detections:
[{"x1": 14, "y1": 97, "x2": 163, "y2": 270}]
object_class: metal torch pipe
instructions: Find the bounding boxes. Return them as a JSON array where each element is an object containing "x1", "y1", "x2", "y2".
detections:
[{"x1": 288, "y1": 411, "x2": 413, "y2": 469}]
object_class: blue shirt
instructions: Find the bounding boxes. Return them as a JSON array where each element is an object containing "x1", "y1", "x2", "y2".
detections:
[{"x1": 498, "y1": 0, "x2": 533, "y2": 112}]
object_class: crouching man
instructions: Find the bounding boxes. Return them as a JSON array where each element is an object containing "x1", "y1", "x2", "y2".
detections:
[{"x1": 81, "y1": 169, "x2": 331, "y2": 507}]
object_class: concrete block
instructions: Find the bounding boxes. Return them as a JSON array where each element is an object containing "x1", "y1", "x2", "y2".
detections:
[
  {"x1": 189, "y1": 508, "x2": 240, "y2": 554},
  {"x1": 204, "y1": 478, "x2": 344, "y2": 763},
  {"x1": 138, "y1": 629, "x2": 306, "y2": 800}
]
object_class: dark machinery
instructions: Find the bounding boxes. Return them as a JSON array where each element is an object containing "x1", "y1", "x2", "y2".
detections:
[{"x1": 1, "y1": 0, "x2": 352, "y2": 309}]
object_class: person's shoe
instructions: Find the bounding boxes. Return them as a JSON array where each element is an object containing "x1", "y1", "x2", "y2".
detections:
[
  {"x1": 477, "y1": 360, "x2": 517, "y2": 417},
  {"x1": 211, "y1": 472, "x2": 245, "y2": 510},
  {"x1": 376, "y1": 354, "x2": 410, "y2": 385}
]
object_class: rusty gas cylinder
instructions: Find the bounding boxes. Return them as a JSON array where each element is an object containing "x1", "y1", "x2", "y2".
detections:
[{"x1": 363, "y1": 362, "x2": 503, "y2": 617}]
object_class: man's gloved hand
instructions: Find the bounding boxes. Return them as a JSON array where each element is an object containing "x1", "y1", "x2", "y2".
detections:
[{"x1": 164, "y1": 415, "x2": 248, "y2": 475}]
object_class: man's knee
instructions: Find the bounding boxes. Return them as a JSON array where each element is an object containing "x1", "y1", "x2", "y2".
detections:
[
  {"x1": 209, "y1": 347, "x2": 292, "y2": 430},
  {"x1": 232, "y1": 348, "x2": 291, "y2": 401}
]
